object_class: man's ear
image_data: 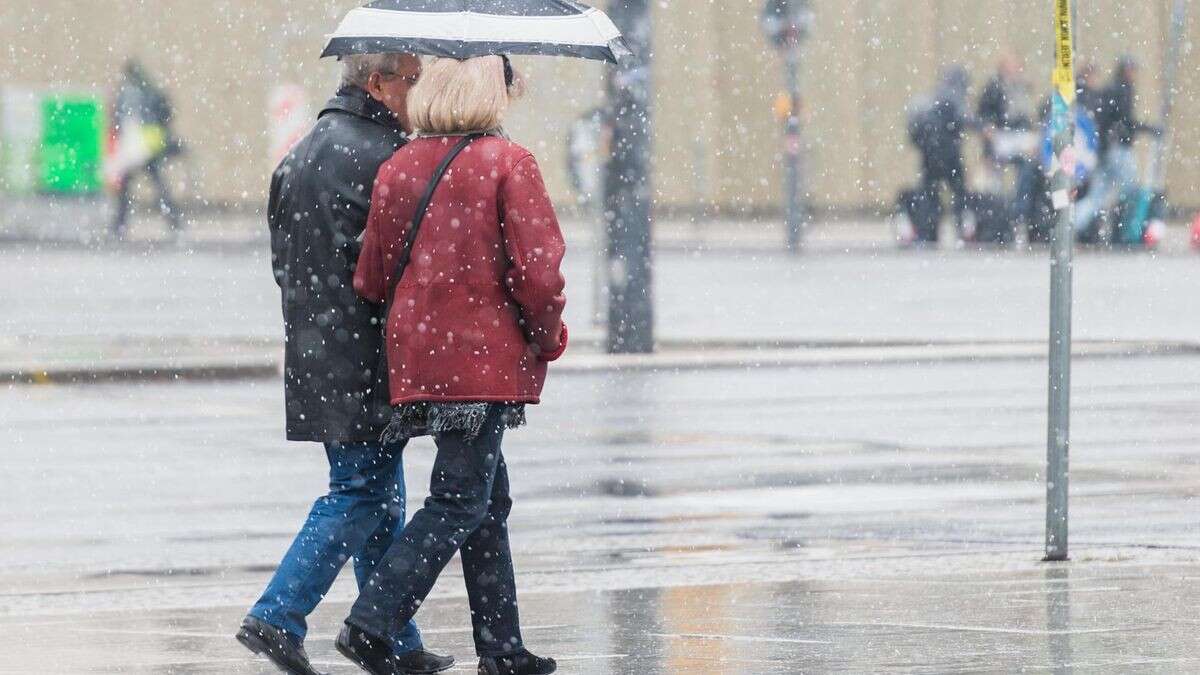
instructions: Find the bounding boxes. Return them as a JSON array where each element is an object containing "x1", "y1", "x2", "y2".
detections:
[{"x1": 364, "y1": 72, "x2": 383, "y2": 101}]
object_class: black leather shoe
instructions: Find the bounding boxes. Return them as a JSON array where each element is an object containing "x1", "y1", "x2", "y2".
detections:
[
  {"x1": 394, "y1": 648, "x2": 455, "y2": 674},
  {"x1": 236, "y1": 616, "x2": 326, "y2": 675},
  {"x1": 478, "y1": 649, "x2": 557, "y2": 675},
  {"x1": 337, "y1": 623, "x2": 402, "y2": 675}
]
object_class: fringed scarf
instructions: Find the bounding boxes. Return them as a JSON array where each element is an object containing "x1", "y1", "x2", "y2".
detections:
[{"x1": 380, "y1": 402, "x2": 526, "y2": 445}]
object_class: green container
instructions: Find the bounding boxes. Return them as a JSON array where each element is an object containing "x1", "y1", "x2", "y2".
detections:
[{"x1": 40, "y1": 96, "x2": 104, "y2": 194}]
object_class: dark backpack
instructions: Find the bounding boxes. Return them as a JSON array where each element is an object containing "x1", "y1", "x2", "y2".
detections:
[{"x1": 907, "y1": 99, "x2": 940, "y2": 152}]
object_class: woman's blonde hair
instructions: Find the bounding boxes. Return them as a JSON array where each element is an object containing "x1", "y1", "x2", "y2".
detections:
[{"x1": 407, "y1": 56, "x2": 524, "y2": 134}]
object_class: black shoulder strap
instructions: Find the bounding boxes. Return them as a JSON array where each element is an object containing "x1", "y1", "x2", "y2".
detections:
[{"x1": 386, "y1": 133, "x2": 484, "y2": 308}]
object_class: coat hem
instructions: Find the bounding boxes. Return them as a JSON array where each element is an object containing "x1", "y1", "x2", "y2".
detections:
[
  {"x1": 388, "y1": 394, "x2": 541, "y2": 406},
  {"x1": 285, "y1": 426, "x2": 389, "y2": 444}
]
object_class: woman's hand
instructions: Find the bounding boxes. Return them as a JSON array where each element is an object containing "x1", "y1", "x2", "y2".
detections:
[{"x1": 532, "y1": 323, "x2": 568, "y2": 362}]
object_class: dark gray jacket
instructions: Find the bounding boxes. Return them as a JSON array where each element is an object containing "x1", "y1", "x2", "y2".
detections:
[{"x1": 267, "y1": 86, "x2": 407, "y2": 443}]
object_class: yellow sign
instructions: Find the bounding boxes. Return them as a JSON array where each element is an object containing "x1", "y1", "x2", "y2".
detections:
[
  {"x1": 773, "y1": 92, "x2": 793, "y2": 121},
  {"x1": 1052, "y1": 0, "x2": 1076, "y2": 104}
]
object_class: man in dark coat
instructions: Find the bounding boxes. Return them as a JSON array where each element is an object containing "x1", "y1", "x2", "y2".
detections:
[{"x1": 236, "y1": 53, "x2": 453, "y2": 675}]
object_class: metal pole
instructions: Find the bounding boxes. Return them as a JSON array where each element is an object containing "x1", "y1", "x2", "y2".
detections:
[
  {"x1": 784, "y1": 45, "x2": 804, "y2": 253},
  {"x1": 1149, "y1": 0, "x2": 1187, "y2": 192},
  {"x1": 604, "y1": 0, "x2": 654, "y2": 354},
  {"x1": 593, "y1": 209, "x2": 607, "y2": 329},
  {"x1": 1045, "y1": 0, "x2": 1076, "y2": 563}
]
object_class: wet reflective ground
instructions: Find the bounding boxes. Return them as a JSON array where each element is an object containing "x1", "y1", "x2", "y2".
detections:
[
  {"x1": 3, "y1": 356, "x2": 1200, "y2": 672},
  {"x1": 6, "y1": 568, "x2": 1200, "y2": 673}
]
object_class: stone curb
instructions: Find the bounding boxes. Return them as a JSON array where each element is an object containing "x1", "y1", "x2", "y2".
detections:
[{"x1": 5, "y1": 340, "x2": 1198, "y2": 385}]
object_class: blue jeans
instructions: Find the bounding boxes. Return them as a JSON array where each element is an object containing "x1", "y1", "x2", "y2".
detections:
[{"x1": 249, "y1": 441, "x2": 422, "y2": 653}]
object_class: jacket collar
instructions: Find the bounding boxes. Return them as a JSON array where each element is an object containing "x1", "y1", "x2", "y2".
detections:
[{"x1": 320, "y1": 85, "x2": 406, "y2": 133}]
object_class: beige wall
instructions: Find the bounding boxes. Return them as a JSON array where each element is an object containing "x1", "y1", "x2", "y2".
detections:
[{"x1": 2, "y1": 1, "x2": 1195, "y2": 212}]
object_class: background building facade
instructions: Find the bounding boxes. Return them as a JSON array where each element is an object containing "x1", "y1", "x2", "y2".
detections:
[{"x1": 2, "y1": 0, "x2": 1195, "y2": 214}]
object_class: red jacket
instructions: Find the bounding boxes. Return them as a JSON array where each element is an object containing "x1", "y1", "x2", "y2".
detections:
[{"x1": 354, "y1": 135, "x2": 567, "y2": 406}]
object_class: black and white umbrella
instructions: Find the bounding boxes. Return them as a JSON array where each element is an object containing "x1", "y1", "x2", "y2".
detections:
[{"x1": 321, "y1": 0, "x2": 632, "y2": 64}]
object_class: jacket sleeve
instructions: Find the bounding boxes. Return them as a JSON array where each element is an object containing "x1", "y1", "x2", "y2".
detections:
[
  {"x1": 353, "y1": 175, "x2": 389, "y2": 305},
  {"x1": 500, "y1": 154, "x2": 568, "y2": 361},
  {"x1": 266, "y1": 162, "x2": 289, "y2": 290}
]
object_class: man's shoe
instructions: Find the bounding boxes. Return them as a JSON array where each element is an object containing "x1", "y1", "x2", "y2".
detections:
[
  {"x1": 236, "y1": 616, "x2": 326, "y2": 675},
  {"x1": 478, "y1": 649, "x2": 557, "y2": 675},
  {"x1": 394, "y1": 648, "x2": 455, "y2": 674},
  {"x1": 337, "y1": 623, "x2": 402, "y2": 675}
]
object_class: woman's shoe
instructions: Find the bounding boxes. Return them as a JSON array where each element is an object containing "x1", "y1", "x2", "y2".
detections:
[
  {"x1": 478, "y1": 649, "x2": 557, "y2": 675},
  {"x1": 395, "y1": 648, "x2": 456, "y2": 674},
  {"x1": 336, "y1": 623, "x2": 400, "y2": 675}
]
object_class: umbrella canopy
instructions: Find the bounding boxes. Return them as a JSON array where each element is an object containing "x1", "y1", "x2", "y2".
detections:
[{"x1": 321, "y1": 0, "x2": 632, "y2": 64}]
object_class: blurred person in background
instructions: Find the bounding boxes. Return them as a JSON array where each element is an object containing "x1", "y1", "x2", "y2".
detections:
[
  {"x1": 978, "y1": 56, "x2": 1036, "y2": 174},
  {"x1": 107, "y1": 59, "x2": 183, "y2": 239},
  {"x1": 1074, "y1": 56, "x2": 1161, "y2": 233},
  {"x1": 909, "y1": 66, "x2": 974, "y2": 238},
  {"x1": 1075, "y1": 60, "x2": 1104, "y2": 123},
  {"x1": 336, "y1": 55, "x2": 565, "y2": 675},
  {"x1": 977, "y1": 54, "x2": 1035, "y2": 170},
  {"x1": 977, "y1": 54, "x2": 1038, "y2": 232},
  {"x1": 237, "y1": 52, "x2": 454, "y2": 675}
]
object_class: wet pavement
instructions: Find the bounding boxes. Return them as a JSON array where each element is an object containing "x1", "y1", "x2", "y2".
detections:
[
  {"x1": 3, "y1": 355, "x2": 1200, "y2": 672},
  {"x1": 4, "y1": 240, "x2": 1200, "y2": 347}
]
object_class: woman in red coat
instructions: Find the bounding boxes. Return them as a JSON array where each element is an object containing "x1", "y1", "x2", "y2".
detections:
[{"x1": 338, "y1": 55, "x2": 563, "y2": 675}]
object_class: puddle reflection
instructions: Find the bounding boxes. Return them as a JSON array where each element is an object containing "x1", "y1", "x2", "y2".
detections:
[{"x1": 1045, "y1": 565, "x2": 1073, "y2": 675}]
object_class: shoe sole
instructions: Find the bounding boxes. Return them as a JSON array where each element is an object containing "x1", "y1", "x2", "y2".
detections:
[
  {"x1": 403, "y1": 662, "x2": 456, "y2": 675},
  {"x1": 236, "y1": 628, "x2": 323, "y2": 675},
  {"x1": 477, "y1": 660, "x2": 556, "y2": 675},
  {"x1": 337, "y1": 642, "x2": 455, "y2": 675}
]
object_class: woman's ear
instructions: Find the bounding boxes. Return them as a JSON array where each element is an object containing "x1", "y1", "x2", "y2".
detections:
[
  {"x1": 501, "y1": 55, "x2": 514, "y2": 88},
  {"x1": 505, "y1": 60, "x2": 527, "y2": 100}
]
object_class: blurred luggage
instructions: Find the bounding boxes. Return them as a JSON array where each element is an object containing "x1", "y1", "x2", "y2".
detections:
[
  {"x1": 966, "y1": 192, "x2": 1014, "y2": 245},
  {"x1": 906, "y1": 100, "x2": 940, "y2": 155},
  {"x1": 896, "y1": 187, "x2": 942, "y2": 245},
  {"x1": 1113, "y1": 187, "x2": 1166, "y2": 248},
  {"x1": 990, "y1": 130, "x2": 1039, "y2": 163},
  {"x1": 1025, "y1": 171, "x2": 1056, "y2": 244}
]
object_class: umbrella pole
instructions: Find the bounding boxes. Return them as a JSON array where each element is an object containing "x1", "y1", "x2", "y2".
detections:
[{"x1": 604, "y1": 0, "x2": 655, "y2": 355}]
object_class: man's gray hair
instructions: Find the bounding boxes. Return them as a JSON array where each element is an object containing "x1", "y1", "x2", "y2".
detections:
[{"x1": 340, "y1": 53, "x2": 408, "y2": 89}]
